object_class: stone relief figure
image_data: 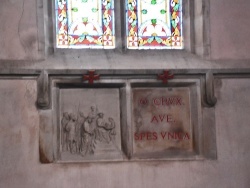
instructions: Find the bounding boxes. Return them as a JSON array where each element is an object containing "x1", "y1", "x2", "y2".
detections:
[
  {"x1": 96, "y1": 113, "x2": 116, "y2": 143},
  {"x1": 75, "y1": 112, "x2": 83, "y2": 154},
  {"x1": 65, "y1": 113, "x2": 77, "y2": 153},
  {"x1": 88, "y1": 106, "x2": 98, "y2": 120},
  {"x1": 77, "y1": 112, "x2": 85, "y2": 153},
  {"x1": 106, "y1": 117, "x2": 116, "y2": 138},
  {"x1": 81, "y1": 118, "x2": 95, "y2": 155},
  {"x1": 61, "y1": 106, "x2": 116, "y2": 157},
  {"x1": 61, "y1": 112, "x2": 70, "y2": 151}
]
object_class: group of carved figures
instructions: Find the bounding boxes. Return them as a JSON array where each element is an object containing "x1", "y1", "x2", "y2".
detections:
[{"x1": 61, "y1": 106, "x2": 116, "y2": 156}]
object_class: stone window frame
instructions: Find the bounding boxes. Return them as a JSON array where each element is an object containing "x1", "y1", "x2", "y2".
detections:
[{"x1": 37, "y1": 0, "x2": 211, "y2": 61}]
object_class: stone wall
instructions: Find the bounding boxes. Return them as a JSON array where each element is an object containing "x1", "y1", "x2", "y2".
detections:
[
  {"x1": 210, "y1": 0, "x2": 250, "y2": 60},
  {"x1": 0, "y1": 79, "x2": 250, "y2": 188},
  {"x1": 0, "y1": 0, "x2": 250, "y2": 187}
]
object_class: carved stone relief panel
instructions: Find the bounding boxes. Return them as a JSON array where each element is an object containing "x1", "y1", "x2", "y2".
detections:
[{"x1": 58, "y1": 88, "x2": 123, "y2": 162}]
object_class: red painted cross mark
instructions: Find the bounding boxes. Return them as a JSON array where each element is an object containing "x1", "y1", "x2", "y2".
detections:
[
  {"x1": 158, "y1": 70, "x2": 174, "y2": 83},
  {"x1": 83, "y1": 70, "x2": 100, "y2": 84}
]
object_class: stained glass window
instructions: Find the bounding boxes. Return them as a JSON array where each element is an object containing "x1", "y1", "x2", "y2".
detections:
[
  {"x1": 126, "y1": 0, "x2": 183, "y2": 49},
  {"x1": 55, "y1": 0, "x2": 115, "y2": 49}
]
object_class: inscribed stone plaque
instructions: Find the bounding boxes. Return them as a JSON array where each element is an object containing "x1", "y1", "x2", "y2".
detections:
[
  {"x1": 59, "y1": 88, "x2": 122, "y2": 161},
  {"x1": 132, "y1": 87, "x2": 193, "y2": 158}
]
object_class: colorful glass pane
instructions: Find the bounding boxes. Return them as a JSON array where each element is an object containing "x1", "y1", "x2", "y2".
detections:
[
  {"x1": 55, "y1": 0, "x2": 115, "y2": 49},
  {"x1": 126, "y1": 0, "x2": 183, "y2": 49}
]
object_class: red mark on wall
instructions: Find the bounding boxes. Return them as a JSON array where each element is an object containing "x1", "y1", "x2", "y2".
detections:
[
  {"x1": 158, "y1": 70, "x2": 174, "y2": 83},
  {"x1": 83, "y1": 70, "x2": 100, "y2": 84}
]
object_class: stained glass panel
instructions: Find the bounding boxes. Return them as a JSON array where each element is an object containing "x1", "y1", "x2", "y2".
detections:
[
  {"x1": 126, "y1": 0, "x2": 183, "y2": 49},
  {"x1": 55, "y1": 0, "x2": 115, "y2": 49}
]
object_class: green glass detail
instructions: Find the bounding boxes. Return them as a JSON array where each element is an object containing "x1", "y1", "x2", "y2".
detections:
[
  {"x1": 92, "y1": 8, "x2": 98, "y2": 12},
  {"x1": 173, "y1": 4, "x2": 180, "y2": 11},
  {"x1": 128, "y1": 4, "x2": 134, "y2": 11},
  {"x1": 72, "y1": 7, "x2": 78, "y2": 12},
  {"x1": 147, "y1": 37, "x2": 154, "y2": 43},
  {"x1": 82, "y1": 0, "x2": 88, "y2": 2},
  {"x1": 142, "y1": 9, "x2": 148, "y2": 14},
  {"x1": 79, "y1": 36, "x2": 86, "y2": 42},
  {"x1": 155, "y1": 37, "x2": 163, "y2": 43},
  {"x1": 151, "y1": 0, "x2": 157, "y2": 5},
  {"x1": 160, "y1": 9, "x2": 166, "y2": 14},
  {"x1": 105, "y1": 3, "x2": 111, "y2": 10},
  {"x1": 171, "y1": 20, "x2": 177, "y2": 28},
  {"x1": 82, "y1": 17, "x2": 88, "y2": 23},
  {"x1": 151, "y1": 19, "x2": 157, "y2": 25},
  {"x1": 131, "y1": 20, "x2": 137, "y2": 27}
]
